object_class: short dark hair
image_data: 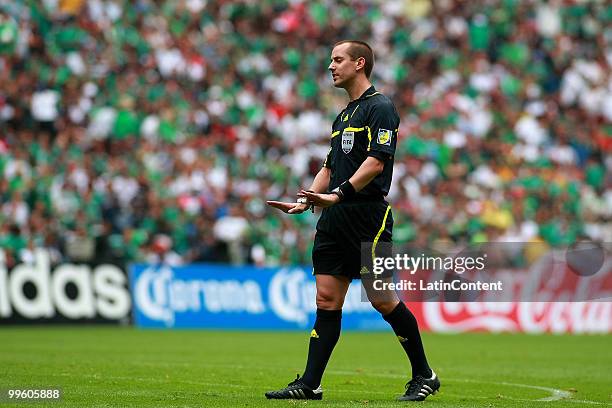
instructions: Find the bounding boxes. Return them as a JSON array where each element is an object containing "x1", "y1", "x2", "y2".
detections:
[{"x1": 334, "y1": 40, "x2": 374, "y2": 78}]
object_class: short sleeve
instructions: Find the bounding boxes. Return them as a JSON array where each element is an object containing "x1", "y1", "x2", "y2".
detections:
[
  {"x1": 323, "y1": 146, "x2": 332, "y2": 168},
  {"x1": 367, "y1": 101, "x2": 399, "y2": 161}
]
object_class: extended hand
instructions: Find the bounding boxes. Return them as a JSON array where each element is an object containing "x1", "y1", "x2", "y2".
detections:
[
  {"x1": 300, "y1": 190, "x2": 341, "y2": 208},
  {"x1": 266, "y1": 201, "x2": 310, "y2": 214}
]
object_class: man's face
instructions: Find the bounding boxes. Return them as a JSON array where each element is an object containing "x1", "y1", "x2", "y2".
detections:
[{"x1": 328, "y1": 43, "x2": 362, "y2": 88}]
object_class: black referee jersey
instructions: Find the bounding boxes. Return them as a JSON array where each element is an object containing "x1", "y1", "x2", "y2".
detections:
[
  {"x1": 323, "y1": 85, "x2": 399, "y2": 199},
  {"x1": 313, "y1": 86, "x2": 398, "y2": 278}
]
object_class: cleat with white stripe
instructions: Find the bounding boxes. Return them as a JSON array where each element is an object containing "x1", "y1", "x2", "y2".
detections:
[
  {"x1": 398, "y1": 370, "x2": 440, "y2": 401},
  {"x1": 265, "y1": 375, "x2": 323, "y2": 400}
]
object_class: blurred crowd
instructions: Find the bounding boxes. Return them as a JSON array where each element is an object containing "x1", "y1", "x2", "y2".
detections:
[{"x1": 0, "y1": 0, "x2": 610, "y2": 268}]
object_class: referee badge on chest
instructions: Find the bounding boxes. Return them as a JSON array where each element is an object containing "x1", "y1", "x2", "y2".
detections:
[{"x1": 341, "y1": 129, "x2": 354, "y2": 154}]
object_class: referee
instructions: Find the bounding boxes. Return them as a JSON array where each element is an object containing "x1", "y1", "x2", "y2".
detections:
[{"x1": 266, "y1": 40, "x2": 439, "y2": 402}]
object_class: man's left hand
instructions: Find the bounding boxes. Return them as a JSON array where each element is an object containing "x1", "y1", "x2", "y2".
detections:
[{"x1": 300, "y1": 190, "x2": 341, "y2": 208}]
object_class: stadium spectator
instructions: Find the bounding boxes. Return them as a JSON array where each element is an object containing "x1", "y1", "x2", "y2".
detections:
[{"x1": 0, "y1": 0, "x2": 610, "y2": 267}]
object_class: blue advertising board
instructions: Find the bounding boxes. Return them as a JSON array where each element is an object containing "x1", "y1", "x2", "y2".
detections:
[{"x1": 129, "y1": 264, "x2": 387, "y2": 330}]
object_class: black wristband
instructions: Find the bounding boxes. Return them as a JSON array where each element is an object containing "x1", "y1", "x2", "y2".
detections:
[
  {"x1": 330, "y1": 187, "x2": 344, "y2": 201},
  {"x1": 339, "y1": 180, "x2": 356, "y2": 199},
  {"x1": 330, "y1": 181, "x2": 356, "y2": 202}
]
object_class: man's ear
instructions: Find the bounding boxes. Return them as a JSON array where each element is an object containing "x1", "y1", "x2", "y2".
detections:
[{"x1": 355, "y1": 56, "x2": 365, "y2": 72}]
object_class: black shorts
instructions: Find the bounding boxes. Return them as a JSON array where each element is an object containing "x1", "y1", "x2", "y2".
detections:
[{"x1": 312, "y1": 199, "x2": 393, "y2": 280}]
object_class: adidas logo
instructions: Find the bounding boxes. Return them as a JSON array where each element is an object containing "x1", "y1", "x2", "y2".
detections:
[
  {"x1": 418, "y1": 384, "x2": 435, "y2": 398},
  {"x1": 288, "y1": 389, "x2": 307, "y2": 399}
]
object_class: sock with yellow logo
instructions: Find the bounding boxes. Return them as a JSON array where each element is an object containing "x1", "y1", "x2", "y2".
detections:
[
  {"x1": 383, "y1": 302, "x2": 432, "y2": 378},
  {"x1": 301, "y1": 308, "x2": 342, "y2": 388}
]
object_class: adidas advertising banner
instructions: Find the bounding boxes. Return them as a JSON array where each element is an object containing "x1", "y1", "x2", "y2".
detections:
[
  {"x1": 130, "y1": 263, "x2": 385, "y2": 330},
  {"x1": 0, "y1": 250, "x2": 131, "y2": 324}
]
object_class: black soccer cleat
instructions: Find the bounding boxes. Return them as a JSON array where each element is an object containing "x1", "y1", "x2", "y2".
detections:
[
  {"x1": 398, "y1": 370, "x2": 440, "y2": 401},
  {"x1": 265, "y1": 374, "x2": 323, "y2": 400}
]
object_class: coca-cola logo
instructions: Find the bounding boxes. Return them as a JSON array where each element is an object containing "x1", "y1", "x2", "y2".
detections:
[
  {"x1": 422, "y1": 301, "x2": 612, "y2": 334},
  {"x1": 418, "y1": 252, "x2": 612, "y2": 334},
  {"x1": 423, "y1": 301, "x2": 519, "y2": 332}
]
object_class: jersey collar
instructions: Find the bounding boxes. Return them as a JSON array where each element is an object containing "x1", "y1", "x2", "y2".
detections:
[{"x1": 356, "y1": 85, "x2": 377, "y2": 101}]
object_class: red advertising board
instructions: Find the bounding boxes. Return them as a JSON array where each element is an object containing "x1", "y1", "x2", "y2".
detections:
[{"x1": 404, "y1": 255, "x2": 612, "y2": 333}]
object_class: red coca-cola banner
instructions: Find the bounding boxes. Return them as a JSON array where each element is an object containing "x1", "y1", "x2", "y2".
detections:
[
  {"x1": 411, "y1": 301, "x2": 612, "y2": 334},
  {"x1": 403, "y1": 252, "x2": 612, "y2": 333}
]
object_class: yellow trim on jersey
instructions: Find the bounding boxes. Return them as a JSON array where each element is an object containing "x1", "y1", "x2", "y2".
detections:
[
  {"x1": 372, "y1": 205, "x2": 391, "y2": 260},
  {"x1": 331, "y1": 130, "x2": 340, "y2": 138},
  {"x1": 366, "y1": 92, "x2": 381, "y2": 98},
  {"x1": 350, "y1": 105, "x2": 360, "y2": 119},
  {"x1": 323, "y1": 146, "x2": 332, "y2": 167},
  {"x1": 344, "y1": 126, "x2": 365, "y2": 132},
  {"x1": 366, "y1": 126, "x2": 372, "y2": 151}
]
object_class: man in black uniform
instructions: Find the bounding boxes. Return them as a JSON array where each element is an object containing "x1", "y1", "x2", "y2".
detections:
[{"x1": 266, "y1": 40, "x2": 439, "y2": 402}]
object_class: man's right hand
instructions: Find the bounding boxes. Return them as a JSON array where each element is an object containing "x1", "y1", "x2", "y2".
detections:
[{"x1": 266, "y1": 201, "x2": 310, "y2": 214}]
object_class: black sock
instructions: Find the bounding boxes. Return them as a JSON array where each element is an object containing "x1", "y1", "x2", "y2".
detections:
[
  {"x1": 383, "y1": 302, "x2": 432, "y2": 378},
  {"x1": 301, "y1": 308, "x2": 342, "y2": 388}
]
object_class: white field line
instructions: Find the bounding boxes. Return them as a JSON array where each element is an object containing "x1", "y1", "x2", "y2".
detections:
[
  {"x1": 48, "y1": 370, "x2": 611, "y2": 405},
  {"x1": 328, "y1": 370, "x2": 611, "y2": 405}
]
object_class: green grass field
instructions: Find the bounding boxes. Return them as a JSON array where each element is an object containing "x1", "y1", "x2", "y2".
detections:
[{"x1": 1, "y1": 327, "x2": 611, "y2": 407}]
